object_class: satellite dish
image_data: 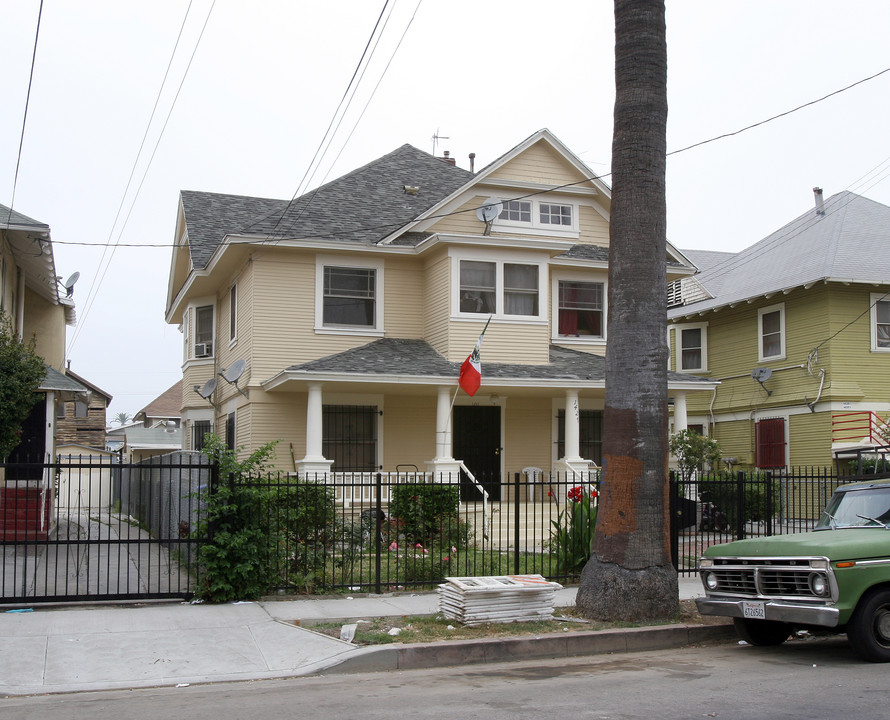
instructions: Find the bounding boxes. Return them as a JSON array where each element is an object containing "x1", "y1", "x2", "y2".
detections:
[
  {"x1": 476, "y1": 198, "x2": 503, "y2": 224},
  {"x1": 223, "y1": 358, "x2": 246, "y2": 384},
  {"x1": 63, "y1": 272, "x2": 80, "y2": 297},
  {"x1": 198, "y1": 378, "x2": 217, "y2": 399},
  {"x1": 751, "y1": 367, "x2": 773, "y2": 382}
]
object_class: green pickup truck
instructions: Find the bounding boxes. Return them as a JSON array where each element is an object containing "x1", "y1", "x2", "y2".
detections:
[{"x1": 696, "y1": 477, "x2": 890, "y2": 661}]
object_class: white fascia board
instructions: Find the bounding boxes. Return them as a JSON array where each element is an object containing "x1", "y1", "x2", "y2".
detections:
[
  {"x1": 421, "y1": 232, "x2": 573, "y2": 254},
  {"x1": 668, "y1": 379, "x2": 720, "y2": 392},
  {"x1": 263, "y1": 369, "x2": 607, "y2": 392},
  {"x1": 549, "y1": 256, "x2": 609, "y2": 270}
]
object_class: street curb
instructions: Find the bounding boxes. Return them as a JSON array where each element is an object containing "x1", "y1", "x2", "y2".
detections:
[{"x1": 317, "y1": 622, "x2": 736, "y2": 675}]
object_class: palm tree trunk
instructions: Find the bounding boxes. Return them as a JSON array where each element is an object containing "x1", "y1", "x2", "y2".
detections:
[{"x1": 576, "y1": 0, "x2": 677, "y2": 621}]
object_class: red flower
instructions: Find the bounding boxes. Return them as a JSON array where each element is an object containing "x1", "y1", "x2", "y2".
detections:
[{"x1": 567, "y1": 486, "x2": 585, "y2": 503}]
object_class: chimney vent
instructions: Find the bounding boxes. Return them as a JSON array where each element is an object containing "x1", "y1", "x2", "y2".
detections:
[
  {"x1": 813, "y1": 187, "x2": 825, "y2": 215},
  {"x1": 439, "y1": 150, "x2": 456, "y2": 166},
  {"x1": 469, "y1": 152, "x2": 476, "y2": 173}
]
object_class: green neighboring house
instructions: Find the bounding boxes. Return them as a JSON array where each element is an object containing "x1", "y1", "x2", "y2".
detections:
[{"x1": 668, "y1": 190, "x2": 890, "y2": 470}]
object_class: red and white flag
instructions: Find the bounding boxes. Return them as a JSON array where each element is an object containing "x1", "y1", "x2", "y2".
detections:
[{"x1": 459, "y1": 317, "x2": 491, "y2": 396}]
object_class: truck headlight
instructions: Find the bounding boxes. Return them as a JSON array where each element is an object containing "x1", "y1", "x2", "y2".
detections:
[
  {"x1": 704, "y1": 572, "x2": 719, "y2": 591},
  {"x1": 809, "y1": 573, "x2": 829, "y2": 597}
]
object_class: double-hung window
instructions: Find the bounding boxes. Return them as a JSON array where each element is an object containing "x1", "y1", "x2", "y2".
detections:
[
  {"x1": 557, "y1": 281, "x2": 603, "y2": 338},
  {"x1": 758, "y1": 304, "x2": 785, "y2": 361},
  {"x1": 323, "y1": 266, "x2": 376, "y2": 327},
  {"x1": 195, "y1": 305, "x2": 214, "y2": 358},
  {"x1": 673, "y1": 324, "x2": 707, "y2": 371},
  {"x1": 458, "y1": 258, "x2": 543, "y2": 319},
  {"x1": 871, "y1": 294, "x2": 890, "y2": 351},
  {"x1": 229, "y1": 285, "x2": 237, "y2": 342}
]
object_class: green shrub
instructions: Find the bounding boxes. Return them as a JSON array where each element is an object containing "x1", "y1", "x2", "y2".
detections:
[
  {"x1": 389, "y1": 483, "x2": 460, "y2": 544},
  {"x1": 698, "y1": 472, "x2": 782, "y2": 528},
  {"x1": 549, "y1": 485, "x2": 598, "y2": 575}
]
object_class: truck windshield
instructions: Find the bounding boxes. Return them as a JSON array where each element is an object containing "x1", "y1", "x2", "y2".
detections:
[{"x1": 816, "y1": 487, "x2": 890, "y2": 529}]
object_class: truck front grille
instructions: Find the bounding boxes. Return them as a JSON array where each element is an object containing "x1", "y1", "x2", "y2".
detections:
[{"x1": 704, "y1": 558, "x2": 833, "y2": 601}]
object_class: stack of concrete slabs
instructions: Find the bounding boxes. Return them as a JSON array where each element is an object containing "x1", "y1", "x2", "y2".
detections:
[{"x1": 438, "y1": 574, "x2": 563, "y2": 626}]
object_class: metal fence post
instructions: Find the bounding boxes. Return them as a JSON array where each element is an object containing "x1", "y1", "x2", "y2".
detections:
[
  {"x1": 669, "y1": 470, "x2": 679, "y2": 570},
  {"x1": 375, "y1": 472, "x2": 382, "y2": 595},
  {"x1": 514, "y1": 472, "x2": 521, "y2": 575},
  {"x1": 765, "y1": 471, "x2": 774, "y2": 536},
  {"x1": 736, "y1": 470, "x2": 746, "y2": 540}
]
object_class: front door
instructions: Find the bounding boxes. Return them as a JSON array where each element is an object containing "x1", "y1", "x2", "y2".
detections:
[
  {"x1": 7, "y1": 393, "x2": 47, "y2": 480},
  {"x1": 453, "y1": 406, "x2": 501, "y2": 501}
]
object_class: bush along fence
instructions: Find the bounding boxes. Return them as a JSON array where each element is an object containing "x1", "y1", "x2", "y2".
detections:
[{"x1": 194, "y1": 470, "x2": 601, "y2": 600}]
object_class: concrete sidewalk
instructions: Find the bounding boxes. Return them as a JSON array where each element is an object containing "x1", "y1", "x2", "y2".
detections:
[{"x1": 0, "y1": 579, "x2": 722, "y2": 697}]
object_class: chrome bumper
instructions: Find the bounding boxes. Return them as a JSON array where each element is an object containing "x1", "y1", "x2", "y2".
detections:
[{"x1": 696, "y1": 597, "x2": 841, "y2": 628}]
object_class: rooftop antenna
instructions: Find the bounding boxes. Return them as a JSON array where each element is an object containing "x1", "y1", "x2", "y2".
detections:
[
  {"x1": 432, "y1": 129, "x2": 450, "y2": 156},
  {"x1": 219, "y1": 358, "x2": 249, "y2": 398}
]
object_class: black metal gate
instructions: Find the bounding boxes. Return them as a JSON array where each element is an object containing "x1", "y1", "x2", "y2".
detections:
[{"x1": 1, "y1": 453, "x2": 213, "y2": 604}]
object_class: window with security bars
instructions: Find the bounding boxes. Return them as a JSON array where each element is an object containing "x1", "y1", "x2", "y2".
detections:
[
  {"x1": 556, "y1": 409, "x2": 603, "y2": 465},
  {"x1": 193, "y1": 420, "x2": 211, "y2": 451},
  {"x1": 756, "y1": 417, "x2": 785, "y2": 468},
  {"x1": 323, "y1": 405, "x2": 378, "y2": 472}
]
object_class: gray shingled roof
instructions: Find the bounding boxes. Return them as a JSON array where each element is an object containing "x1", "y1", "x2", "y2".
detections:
[
  {"x1": 282, "y1": 337, "x2": 710, "y2": 386},
  {"x1": 670, "y1": 192, "x2": 890, "y2": 317},
  {"x1": 556, "y1": 245, "x2": 609, "y2": 262},
  {"x1": 181, "y1": 145, "x2": 473, "y2": 270},
  {"x1": 680, "y1": 249, "x2": 737, "y2": 273},
  {"x1": 0, "y1": 202, "x2": 49, "y2": 229}
]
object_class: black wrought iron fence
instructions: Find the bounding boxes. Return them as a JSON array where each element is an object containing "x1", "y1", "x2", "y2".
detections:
[
  {"x1": 1, "y1": 453, "x2": 213, "y2": 604},
  {"x1": 669, "y1": 467, "x2": 863, "y2": 574}
]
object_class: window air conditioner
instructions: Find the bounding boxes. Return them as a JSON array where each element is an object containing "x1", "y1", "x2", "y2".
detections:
[{"x1": 195, "y1": 342, "x2": 212, "y2": 358}]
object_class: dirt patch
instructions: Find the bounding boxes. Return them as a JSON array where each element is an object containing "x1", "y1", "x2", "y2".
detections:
[{"x1": 310, "y1": 599, "x2": 723, "y2": 645}]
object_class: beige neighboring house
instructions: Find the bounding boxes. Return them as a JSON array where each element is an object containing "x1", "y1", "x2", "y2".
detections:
[
  {"x1": 2, "y1": 203, "x2": 86, "y2": 539},
  {"x1": 165, "y1": 129, "x2": 715, "y2": 498},
  {"x1": 106, "y1": 381, "x2": 183, "y2": 462}
]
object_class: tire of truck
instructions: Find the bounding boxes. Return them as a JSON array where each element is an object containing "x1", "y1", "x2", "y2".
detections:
[
  {"x1": 847, "y1": 588, "x2": 890, "y2": 662},
  {"x1": 733, "y1": 617, "x2": 792, "y2": 646}
]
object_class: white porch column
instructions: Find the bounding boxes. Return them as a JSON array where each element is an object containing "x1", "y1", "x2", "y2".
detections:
[
  {"x1": 426, "y1": 385, "x2": 461, "y2": 478},
  {"x1": 563, "y1": 389, "x2": 582, "y2": 462},
  {"x1": 673, "y1": 390, "x2": 688, "y2": 434},
  {"x1": 298, "y1": 382, "x2": 333, "y2": 476},
  {"x1": 557, "y1": 389, "x2": 591, "y2": 478}
]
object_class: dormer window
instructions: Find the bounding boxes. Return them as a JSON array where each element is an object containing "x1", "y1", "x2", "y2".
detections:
[{"x1": 494, "y1": 199, "x2": 578, "y2": 237}]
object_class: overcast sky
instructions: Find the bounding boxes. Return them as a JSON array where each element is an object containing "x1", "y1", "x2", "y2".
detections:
[{"x1": 2, "y1": 1, "x2": 889, "y2": 419}]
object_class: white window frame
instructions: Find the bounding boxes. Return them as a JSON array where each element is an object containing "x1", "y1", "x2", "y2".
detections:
[
  {"x1": 758, "y1": 303, "x2": 785, "y2": 362},
  {"x1": 551, "y1": 270, "x2": 607, "y2": 346},
  {"x1": 674, "y1": 322, "x2": 708, "y2": 372},
  {"x1": 452, "y1": 250, "x2": 548, "y2": 323},
  {"x1": 228, "y1": 283, "x2": 237, "y2": 345},
  {"x1": 492, "y1": 198, "x2": 579, "y2": 238},
  {"x1": 184, "y1": 300, "x2": 216, "y2": 362},
  {"x1": 870, "y1": 293, "x2": 890, "y2": 352},
  {"x1": 315, "y1": 255, "x2": 385, "y2": 336}
]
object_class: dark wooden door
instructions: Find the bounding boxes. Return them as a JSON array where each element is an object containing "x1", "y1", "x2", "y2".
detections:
[{"x1": 453, "y1": 406, "x2": 501, "y2": 501}]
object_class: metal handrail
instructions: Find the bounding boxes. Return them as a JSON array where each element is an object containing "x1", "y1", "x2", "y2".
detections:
[{"x1": 458, "y1": 461, "x2": 489, "y2": 539}]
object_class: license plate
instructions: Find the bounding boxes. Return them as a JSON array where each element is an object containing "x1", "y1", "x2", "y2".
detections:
[{"x1": 742, "y1": 601, "x2": 766, "y2": 619}]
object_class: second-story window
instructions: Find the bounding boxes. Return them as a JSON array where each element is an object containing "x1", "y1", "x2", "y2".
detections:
[
  {"x1": 558, "y1": 281, "x2": 603, "y2": 337},
  {"x1": 871, "y1": 294, "x2": 890, "y2": 351},
  {"x1": 499, "y1": 200, "x2": 531, "y2": 223},
  {"x1": 759, "y1": 304, "x2": 785, "y2": 361},
  {"x1": 458, "y1": 259, "x2": 542, "y2": 319},
  {"x1": 323, "y1": 266, "x2": 376, "y2": 327},
  {"x1": 195, "y1": 305, "x2": 214, "y2": 358},
  {"x1": 678, "y1": 326, "x2": 707, "y2": 371},
  {"x1": 460, "y1": 261, "x2": 496, "y2": 314},
  {"x1": 229, "y1": 285, "x2": 237, "y2": 342}
]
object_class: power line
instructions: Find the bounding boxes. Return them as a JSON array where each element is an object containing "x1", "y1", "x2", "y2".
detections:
[
  {"x1": 8, "y1": 0, "x2": 44, "y2": 214},
  {"x1": 44, "y1": 61, "x2": 890, "y2": 251},
  {"x1": 69, "y1": 0, "x2": 217, "y2": 354},
  {"x1": 254, "y1": 0, "x2": 394, "y2": 240}
]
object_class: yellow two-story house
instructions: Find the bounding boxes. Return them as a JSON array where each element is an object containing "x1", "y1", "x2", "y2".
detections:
[
  {"x1": 668, "y1": 190, "x2": 890, "y2": 470},
  {"x1": 166, "y1": 129, "x2": 714, "y2": 496}
]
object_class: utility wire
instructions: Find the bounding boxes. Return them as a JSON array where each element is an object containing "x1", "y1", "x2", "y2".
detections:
[
  {"x1": 69, "y1": 1, "x2": 217, "y2": 354},
  {"x1": 8, "y1": 0, "x2": 44, "y2": 214},
  {"x1": 41, "y1": 62, "x2": 890, "y2": 251},
  {"x1": 256, "y1": 0, "x2": 393, "y2": 240}
]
